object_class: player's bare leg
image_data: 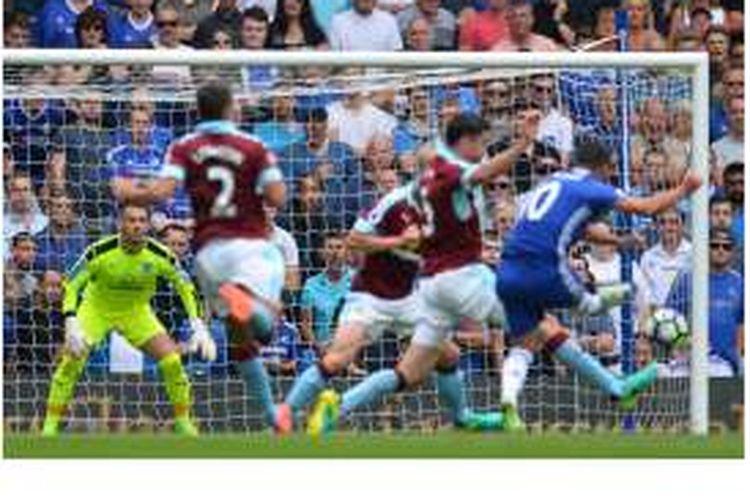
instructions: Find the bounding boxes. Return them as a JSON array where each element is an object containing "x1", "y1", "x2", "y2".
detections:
[
  {"x1": 281, "y1": 322, "x2": 369, "y2": 434},
  {"x1": 143, "y1": 333, "x2": 198, "y2": 437}
]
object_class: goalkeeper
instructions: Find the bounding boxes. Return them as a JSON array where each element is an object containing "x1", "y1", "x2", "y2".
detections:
[{"x1": 42, "y1": 204, "x2": 216, "y2": 437}]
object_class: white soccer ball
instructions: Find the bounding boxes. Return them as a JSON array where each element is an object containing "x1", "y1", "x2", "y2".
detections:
[{"x1": 645, "y1": 308, "x2": 690, "y2": 346}]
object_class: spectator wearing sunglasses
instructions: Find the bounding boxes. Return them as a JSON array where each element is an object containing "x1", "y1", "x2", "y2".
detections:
[
  {"x1": 666, "y1": 228, "x2": 744, "y2": 377},
  {"x1": 150, "y1": 2, "x2": 193, "y2": 85}
]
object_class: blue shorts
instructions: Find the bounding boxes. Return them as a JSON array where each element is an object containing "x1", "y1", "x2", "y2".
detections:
[{"x1": 495, "y1": 258, "x2": 586, "y2": 339}]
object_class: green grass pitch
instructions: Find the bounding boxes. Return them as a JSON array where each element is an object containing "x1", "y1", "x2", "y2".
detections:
[{"x1": 4, "y1": 432, "x2": 743, "y2": 459}]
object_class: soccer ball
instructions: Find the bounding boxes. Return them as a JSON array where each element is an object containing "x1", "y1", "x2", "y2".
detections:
[{"x1": 645, "y1": 308, "x2": 690, "y2": 346}]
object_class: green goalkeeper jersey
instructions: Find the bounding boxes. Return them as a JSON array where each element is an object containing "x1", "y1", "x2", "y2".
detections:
[{"x1": 63, "y1": 235, "x2": 201, "y2": 318}]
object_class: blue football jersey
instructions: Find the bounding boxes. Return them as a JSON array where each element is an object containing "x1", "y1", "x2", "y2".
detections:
[
  {"x1": 503, "y1": 168, "x2": 622, "y2": 264},
  {"x1": 108, "y1": 12, "x2": 156, "y2": 48}
]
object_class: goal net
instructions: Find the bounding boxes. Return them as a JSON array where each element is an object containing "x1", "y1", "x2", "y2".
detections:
[{"x1": 2, "y1": 51, "x2": 709, "y2": 435}]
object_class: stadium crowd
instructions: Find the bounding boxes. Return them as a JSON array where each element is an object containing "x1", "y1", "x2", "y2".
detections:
[{"x1": 2, "y1": 0, "x2": 745, "y2": 397}]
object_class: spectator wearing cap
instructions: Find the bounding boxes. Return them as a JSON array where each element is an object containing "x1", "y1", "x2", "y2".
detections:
[
  {"x1": 397, "y1": 0, "x2": 456, "y2": 50},
  {"x1": 329, "y1": 0, "x2": 403, "y2": 51},
  {"x1": 635, "y1": 208, "x2": 692, "y2": 323},
  {"x1": 711, "y1": 96, "x2": 743, "y2": 173},
  {"x1": 4, "y1": 11, "x2": 31, "y2": 48},
  {"x1": 459, "y1": 0, "x2": 508, "y2": 51},
  {"x1": 492, "y1": 0, "x2": 558, "y2": 52},
  {"x1": 35, "y1": 0, "x2": 108, "y2": 48},
  {"x1": 193, "y1": 0, "x2": 243, "y2": 48},
  {"x1": 623, "y1": 0, "x2": 664, "y2": 51},
  {"x1": 34, "y1": 194, "x2": 88, "y2": 273},
  {"x1": 3, "y1": 174, "x2": 48, "y2": 257},
  {"x1": 253, "y1": 90, "x2": 305, "y2": 153},
  {"x1": 268, "y1": 0, "x2": 328, "y2": 50},
  {"x1": 109, "y1": 0, "x2": 156, "y2": 48},
  {"x1": 666, "y1": 228, "x2": 744, "y2": 377}
]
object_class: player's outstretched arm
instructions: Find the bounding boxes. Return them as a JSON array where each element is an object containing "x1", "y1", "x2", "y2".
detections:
[
  {"x1": 616, "y1": 172, "x2": 702, "y2": 215},
  {"x1": 467, "y1": 110, "x2": 540, "y2": 186},
  {"x1": 111, "y1": 177, "x2": 178, "y2": 206},
  {"x1": 346, "y1": 225, "x2": 421, "y2": 254}
]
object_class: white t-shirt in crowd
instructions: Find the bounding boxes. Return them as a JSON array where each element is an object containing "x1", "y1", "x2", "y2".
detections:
[
  {"x1": 326, "y1": 100, "x2": 398, "y2": 152},
  {"x1": 537, "y1": 108, "x2": 574, "y2": 158},
  {"x1": 271, "y1": 224, "x2": 300, "y2": 268},
  {"x1": 636, "y1": 239, "x2": 692, "y2": 308},
  {"x1": 329, "y1": 9, "x2": 403, "y2": 51},
  {"x1": 711, "y1": 134, "x2": 744, "y2": 171}
]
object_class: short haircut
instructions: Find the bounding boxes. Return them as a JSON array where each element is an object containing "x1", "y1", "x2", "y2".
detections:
[
  {"x1": 300, "y1": 107, "x2": 328, "y2": 123},
  {"x1": 197, "y1": 81, "x2": 233, "y2": 121},
  {"x1": 710, "y1": 227, "x2": 735, "y2": 245},
  {"x1": 445, "y1": 113, "x2": 489, "y2": 146},
  {"x1": 118, "y1": 203, "x2": 151, "y2": 219},
  {"x1": 4, "y1": 11, "x2": 28, "y2": 30},
  {"x1": 574, "y1": 137, "x2": 612, "y2": 169},
  {"x1": 710, "y1": 193, "x2": 732, "y2": 208},
  {"x1": 705, "y1": 25, "x2": 729, "y2": 42},
  {"x1": 159, "y1": 222, "x2": 188, "y2": 237},
  {"x1": 723, "y1": 162, "x2": 744, "y2": 178},
  {"x1": 11, "y1": 231, "x2": 35, "y2": 248},
  {"x1": 243, "y1": 6, "x2": 270, "y2": 24}
]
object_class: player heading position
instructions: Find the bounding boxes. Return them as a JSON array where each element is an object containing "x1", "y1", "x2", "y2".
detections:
[
  {"x1": 113, "y1": 81, "x2": 287, "y2": 429},
  {"x1": 496, "y1": 138, "x2": 703, "y2": 428},
  {"x1": 306, "y1": 112, "x2": 539, "y2": 433},
  {"x1": 42, "y1": 205, "x2": 215, "y2": 437}
]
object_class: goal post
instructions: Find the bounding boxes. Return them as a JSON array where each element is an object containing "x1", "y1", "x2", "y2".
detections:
[{"x1": 2, "y1": 49, "x2": 710, "y2": 435}]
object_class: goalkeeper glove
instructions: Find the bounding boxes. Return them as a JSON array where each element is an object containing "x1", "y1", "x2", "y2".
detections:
[
  {"x1": 64, "y1": 316, "x2": 88, "y2": 358},
  {"x1": 188, "y1": 318, "x2": 217, "y2": 362}
]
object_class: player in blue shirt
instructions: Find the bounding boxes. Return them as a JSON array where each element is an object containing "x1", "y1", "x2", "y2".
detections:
[
  {"x1": 496, "y1": 139, "x2": 702, "y2": 428},
  {"x1": 666, "y1": 228, "x2": 744, "y2": 376},
  {"x1": 36, "y1": 0, "x2": 108, "y2": 48},
  {"x1": 108, "y1": 0, "x2": 156, "y2": 49}
]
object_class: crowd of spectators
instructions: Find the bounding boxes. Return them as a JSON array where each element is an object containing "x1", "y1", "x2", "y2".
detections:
[{"x1": 2, "y1": 0, "x2": 745, "y2": 393}]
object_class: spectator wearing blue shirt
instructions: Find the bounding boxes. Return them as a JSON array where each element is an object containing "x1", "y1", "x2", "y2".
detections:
[
  {"x1": 278, "y1": 107, "x2": 361, "y2": 227},
  {"x1": 4, "y1": 11, "x2": 32, "y2": 48},
  {"x1": 393, "y1": 87, "x2": 432, "y2": 155},
  {"x1": 36, "y1": 0, "x2": 107, "y2": 48},
  {"x1": 710, "y1": 193, "x2": 743, "y2": 273},
  {"x1": 667, "y1": 228, "x2": 744, "y2": 377},
  {"x1": 34, "y1": 194, "x2": 88, "y2": 273},
  {"x1": 261, "y1": 320, "x2": 317, "y2": 376},
  {"x1": 723, "y1": 162, "x2": 744, "y2": 253},
  {"x1": 299, "y1": 233, "x2": 353, "y2": 348},
  {"x1": 108, "y1": 0, "x2": 156, "y2": 49},
  {"x1": 239, "y1": 7, "x2": 278, "y2": 91},
  {"x1": 575, "y1": 85, "x2": 621, "y2": 157},
  {"x1": 253, "y1": 90, "x2": 305, "y2": 153}
]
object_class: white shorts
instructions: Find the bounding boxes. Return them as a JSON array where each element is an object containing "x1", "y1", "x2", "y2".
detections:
[
  {"x1": 337, "y1": 291, "x2": 421, "y2": 342},
  {"x1": 412, "y1": 263, "x2": 507, "y2": 348},
  {"x1": 195, "y1": 238, "x2": 285, "y2": 316}
]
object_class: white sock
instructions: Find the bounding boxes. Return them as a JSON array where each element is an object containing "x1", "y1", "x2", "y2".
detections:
[{"x1": 501, "y1": 347, "x2": 533, "y2": 408}]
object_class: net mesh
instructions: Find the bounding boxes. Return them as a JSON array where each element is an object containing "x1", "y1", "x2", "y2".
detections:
[{"x1": 3, "y1": 61, "x2": 694, "y2": 434}]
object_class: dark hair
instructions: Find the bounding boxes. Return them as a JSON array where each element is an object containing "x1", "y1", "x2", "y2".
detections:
[
  {"x1": 159, "y1": 222, "x2": 189, "y2": 237},
  {"x1": 300, "y1": 106, "x2": 328, "y2": 123},
  {"x1": 445, "y1": 113, "x2": 489, "y2": 146},
  {"x1": 690, "y1": 7, "x2": 711, "y2": 20},
  {"x1": 710, "y1": 227, "x2": 735, "y2": 245},
  {"x1": 4, "y1": 11, "x2": 28, "y2": 31},
  {"x1": 243, "y1": 6, "x2": 270, "y2": 24},
  {"x1": 574, "y1": 138, "x2": 612, "y2": 170},
  {"x1": 710, "y1": 193, "x2": 733, "y2": 208},
  {"x1": 269, "y1": 0, "x2": 327, "y2": 49},
  {"x1": 11, "y1": 231, "x2": 35, "y2": 248},
  {"x1": 75, "y1": 6, "x2": 109, "y2": 47},
  {"x1": 197, "y1": 81, "x2": 234, "y2": 121},
  {"x1": 534, "y1": 143, "x2": 561, "y2": 163},
  {"x1": 509, "y1": 0, "x2": 533, "y2": 8},
  {"x1": 704, "y1": 24, "x2": 730, "y2": 42},
  {"x1": 118, "y1": 203, "x2": 151, "y2": 219},
  {"x1": 723, "y1": 162, "x2": 744, "y2": 178}
]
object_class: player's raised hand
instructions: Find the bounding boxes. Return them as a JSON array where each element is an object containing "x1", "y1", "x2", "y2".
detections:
[
  {"x1": 188, "y1": 318, "x2": 217, "y2": 362},
  {"x1": 64, "y1": 316, "x2": 88, "y2": 358},
  {"x1": 679, "y1": 171, "x2": 702, "y2": 196},
  {"x1": 519, "y1": 109, "x2": 541, "y2": 146}
]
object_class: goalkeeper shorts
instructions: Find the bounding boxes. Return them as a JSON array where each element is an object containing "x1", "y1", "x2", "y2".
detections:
[{"x1": 77, "y1": 301, "x2": 165, "y2": 349}]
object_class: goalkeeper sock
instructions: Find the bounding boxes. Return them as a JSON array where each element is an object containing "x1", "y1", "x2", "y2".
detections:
[
  {"x1": 340, "y1": 369, "x2": 400, "y2": 418},
  {"x1": 549, "y1": 337, "x2": 623, "y2": 398},
  {"x1": 44, "y1": 352, "x2": 87, "y2": 429},
  {"x1": 158, "y1": 352, "x2": 192, "y2": 420},
  {"x1": 238, "y1": 357, "x2": 276, "y2": 428},
  {"x1": 285, "y1": 363, "x2": 327, "y2": 412},
  {"x1": 435, "y1": 367, "x2": 470, "y2": 425},
  {"x1": 501, "y1": 347, "x2": 533, "y2": 408}
]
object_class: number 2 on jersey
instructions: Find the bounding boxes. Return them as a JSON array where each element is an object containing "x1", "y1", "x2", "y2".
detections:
[{"x1": 207, "y1": 166, "x2": 238, "y2": 218}]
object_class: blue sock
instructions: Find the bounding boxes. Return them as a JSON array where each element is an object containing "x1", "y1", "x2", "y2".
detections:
[
  {"x1": 285, "y1": 364, "x2": 327, "y2": 412},
  {"x1": 341, "y1": 369, "x2": 399, "y2": 417},
  {"x1": 436, "y1": 370, "x2": 470, "y2": 424},
  {"x1": 553, "y1": 339, "x2": 623, "y2": 397},
  {"x1": 237, "y1": 357, "x2": 276, "y2": 427}
]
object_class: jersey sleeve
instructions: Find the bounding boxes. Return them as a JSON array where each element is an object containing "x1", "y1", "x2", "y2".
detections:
[
  {"x1": 583, "y1": 178, "x2": 624, "y2": 212},
  {"x1": 161, "y1": 142, "x2": 188, "y2": 182},
  {"x1": 62, "y1": 246, "x2": 96, "y2": 315},
  {"x1": 353, "y1": 186, "x2": 408, "y2": 234},
  {"x1": 154, "y1": 248, "x2": 201, "y2": 319}
]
